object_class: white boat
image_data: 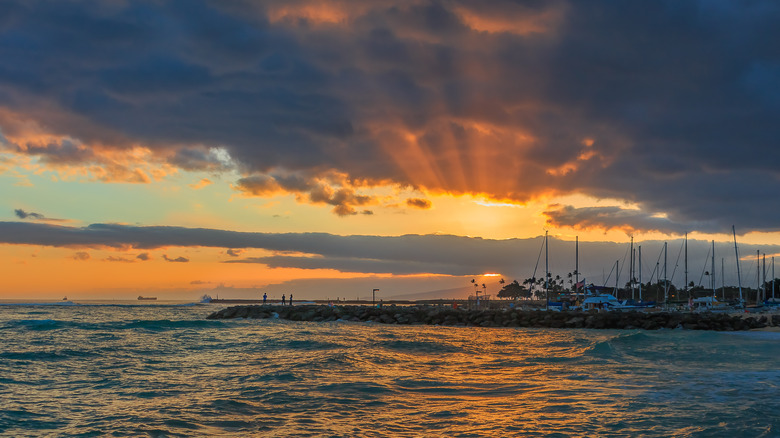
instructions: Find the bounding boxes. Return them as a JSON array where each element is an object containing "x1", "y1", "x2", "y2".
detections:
[
  {"x1": 581, "y1": 284, "x2": 655, "y2": 311},
  {"x1": 691, "y1": 296, "x2": 733, "y2": 312},
  {"x1": 582, "y1": 293, "x2": 628, "y2": 310}
]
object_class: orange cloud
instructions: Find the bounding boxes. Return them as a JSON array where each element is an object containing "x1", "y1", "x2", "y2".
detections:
[
  {"x1": 189, "y1": 178, "x2": 213, "y2": 190},
  {"x1": 234, "y1": 171, "x2": 379, "y2": 216},
  {"x1": 267, "y1": 2, "x2": 357, "y2": 26},
  {"x1": 453, "y1": 3, "x2": 565, "y2": 35},
  {"x1": 0, "y1": 109, "x2": 178, "y2": 184}
]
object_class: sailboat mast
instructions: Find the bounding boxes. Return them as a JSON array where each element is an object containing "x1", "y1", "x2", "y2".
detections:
[
  {"x1": 615, "y1": 260, "x2": 619, "y2": 297},
  {"x1": 711, "y1": 240, "x2": 715, "y2": 295},
  {"x1": 757, "y1": 250, "x2": 760, "y2": 305},
  {"x1": 773, "y1": 256, "x2": 776, "y2": 299},
  {"x1": 575, "y1": 236, "x2": 579, "y2": 294},
  {"x1": 630, "y1": 236, "x2": 634, "y2": 300},
  {"x1": 545, "y1": 230, "x2": 549, "y2": 311},
  {"x1": 721, "y1": 258, "x2": 725, "y2": 301},
  {"x1": 684, "y1": 232, "x2": 688, "y2": 303},
  {"x1": 638, "y1": 245, "x2": 642, "y2": 301},
  {"x1": 664, "y1": 242, "x2": 668, "y2": 306},
  {"x1": 733, "y1": 225, "x2": 743, "y2": 302}
]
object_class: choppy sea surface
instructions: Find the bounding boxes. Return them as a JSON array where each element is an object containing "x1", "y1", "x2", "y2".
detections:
[{"x1": 1, "y1": 301, "x2": 778, "y2": 437}]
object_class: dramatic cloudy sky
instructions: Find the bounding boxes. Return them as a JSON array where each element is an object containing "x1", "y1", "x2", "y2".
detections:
[{"x1": 1, "y1": 0, "x2": 779, "y2": 299}]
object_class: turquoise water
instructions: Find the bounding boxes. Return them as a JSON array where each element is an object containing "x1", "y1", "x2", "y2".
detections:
[{"x1": 1, "y1": 302, "x2": 778, "y2": 437}]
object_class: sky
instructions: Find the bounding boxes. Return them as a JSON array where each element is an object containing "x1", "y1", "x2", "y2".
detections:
[{"x1": 2, "y1": 0, "x2": 780, "y2": 300}]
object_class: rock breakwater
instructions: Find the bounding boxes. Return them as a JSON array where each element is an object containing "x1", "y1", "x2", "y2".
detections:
[{"x1": 207, "y1": 305, "x2": 780, "y2": 331}]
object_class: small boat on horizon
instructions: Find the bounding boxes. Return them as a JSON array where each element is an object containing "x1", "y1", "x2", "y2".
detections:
[{"x1": 137, "y1": 296, "x2": 157, "y2": 301}]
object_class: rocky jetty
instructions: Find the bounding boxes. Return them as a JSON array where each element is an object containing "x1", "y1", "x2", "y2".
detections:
[{"x1": 206, "y1": 305, "x2": 780, "y2": 331}]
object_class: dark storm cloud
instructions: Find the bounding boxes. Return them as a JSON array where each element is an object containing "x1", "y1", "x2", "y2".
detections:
[
  {"x1": 406, "y1": 198, "x2": 432, "y2": 209},
  {"x1": 72, "y1": 251, "x2": 90, "y2": 261},
  {"x1": 168, "y1": 148, "x2": 233, "y2": 172},
  {"x1": 14, "y1": 209, "x2": 44, "y2": 220},
  {"x1": 18, "y1": 139, "x2": 95, "y2": 165},
  {"x1": 1, "y1": 1, "x2": 780, "y2": 230},
  {"x1": 163, "y1": 254, "x2": 189, "y2": 263},
  {"x1": 14, "y1": 209, "x2": 67, "y2": 222},
  {"x1": 2, "y1": 221, "x2": 776, "y2": 287},
  {"x1": 225, "y1": 255, "x2": 471, "y2": 276},
  {"x1": 104, "y1": 256, "x2": 134, "y2": 263},
  {"x1": 0, "y1": 220, "x2": 553, "y2": 276},
  {"x1": 543, "y1": 205, "x2": 717, "y2": 235}
]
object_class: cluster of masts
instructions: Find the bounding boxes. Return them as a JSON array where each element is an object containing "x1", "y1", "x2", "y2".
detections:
[{"x1": 538, "y1": 225, "x2": 776, "y2": 308}]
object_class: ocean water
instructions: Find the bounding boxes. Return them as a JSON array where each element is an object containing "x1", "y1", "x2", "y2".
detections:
[{"x1": 1, "y1": 302, "x2": 778, "y2": 437}]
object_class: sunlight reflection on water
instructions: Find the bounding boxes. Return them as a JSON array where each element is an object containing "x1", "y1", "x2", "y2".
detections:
[{"x1": 0, "y1": 304, "x2": 778, "y2": 437}]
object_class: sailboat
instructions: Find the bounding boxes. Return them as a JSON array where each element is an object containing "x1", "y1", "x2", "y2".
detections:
[
  {"x1": 581, "y1": 285, "x2": 655, "y2": 310},
  {"x1": 580, "y1": 238, "x2": 655, "y2": 311}
]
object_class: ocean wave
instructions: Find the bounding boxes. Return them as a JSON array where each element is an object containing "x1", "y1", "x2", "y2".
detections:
[
  {"x1": 121, "y1": 319, "x2": 225, "y2": 331},
  {"x1": 725, "y1": 330, "x2": 780, "y2": 341},
  {"x1": 3, "y1": 319, "x2": 69, "y2": 331},
  {"x1": 316, "y1": 381, "x2": 396, "y2": 396},
  {"x1": 0, "y1": 301, "x2": 77, "y2": 306},
  {"x1": 378, "y1": 339, "x2": 462, "y2": 354},
  {"x1": 0, "y1": 349, "x2": 99, "y2": 361},
  {"x1": 583, "y1": 339, "x2": 616, "y2": 358}
]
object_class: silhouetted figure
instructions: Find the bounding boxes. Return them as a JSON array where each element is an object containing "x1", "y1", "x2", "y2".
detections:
[
  {"x1": 281, "y1": 294, "x2": 286, "y2": 306},
  {"x1": 263, "y1": 293, "x2": 267, "y2": 305},
  {"x1": 289, "y1": 294, "x2": 293, "y2": 306}
]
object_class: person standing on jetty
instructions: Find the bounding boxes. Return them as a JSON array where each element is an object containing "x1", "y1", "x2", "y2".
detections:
[
  {"x1": 281, "y1": 294, "x2": 286, "y2": 306},
  {"x1": 263, "y1": 293, "x2": 267, "y2": 305},
  {"x1": 289, "y1": 294, "x2": 293, "y2": 306}
]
